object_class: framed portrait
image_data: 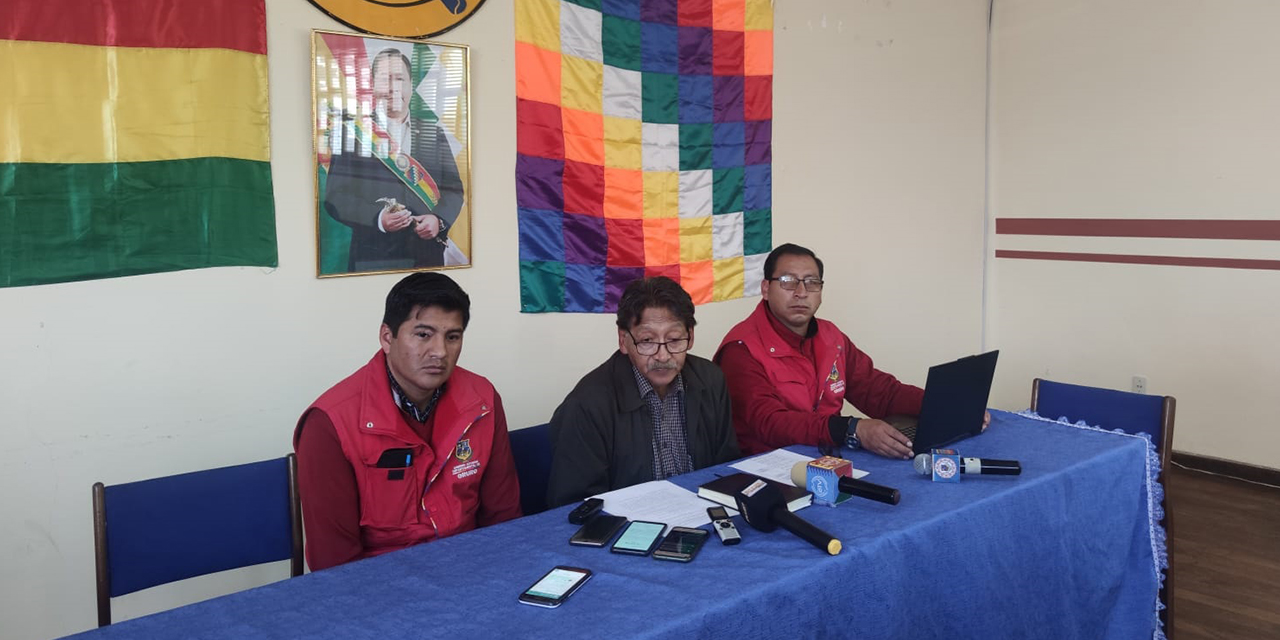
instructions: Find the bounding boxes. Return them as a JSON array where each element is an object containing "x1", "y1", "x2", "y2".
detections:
[{"x1": 312, "y1": 30, "x2": 472, "y2": 277}]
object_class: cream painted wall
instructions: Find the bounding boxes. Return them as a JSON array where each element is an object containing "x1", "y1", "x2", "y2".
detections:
[
  {"x1": 987, "y1": 0, "x2": 1280, "y2": 466},
  {"x1": 0, "y1": 0, "x2": 988, "y2": 637},
  {"x1": 773, "y1": 0, "x2": 989, "y2": 379}
]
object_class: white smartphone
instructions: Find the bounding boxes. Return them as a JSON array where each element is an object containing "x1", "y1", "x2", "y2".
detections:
[{"x1": 518, "y1": 566, "x2": 592, "y2": 608}]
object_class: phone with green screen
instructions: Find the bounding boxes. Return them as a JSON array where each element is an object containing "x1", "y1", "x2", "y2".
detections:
[
  {"x1": 610, "y1": 520, "x2": 666, "y2": 556},
  {"x1": 518, "y1": 566, "x2": 592, "y2": 608}
]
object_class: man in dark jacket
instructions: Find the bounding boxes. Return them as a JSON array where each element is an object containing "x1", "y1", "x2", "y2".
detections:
[{"x1": 546, "y1": 277, "x2": 740, "y2": 508}]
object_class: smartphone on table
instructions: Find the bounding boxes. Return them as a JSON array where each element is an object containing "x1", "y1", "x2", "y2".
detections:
[
  {"x1": 652, "y1": 526, "x2": 710, "y2": 562},
  {"x1": 568, "y1": 514, "x2": 627, "y2": 547},
  {"x1": 518, "y1": 566, "x2": 592, "y2": 608},
  {"x1": 610, "y1": 520, "x2": 666, "y2": 556}
]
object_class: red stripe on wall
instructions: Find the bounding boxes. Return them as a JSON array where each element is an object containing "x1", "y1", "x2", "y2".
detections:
[
  {"x1": 0, "y1": 0, "x2": 265, "y2": 54},
  {"x1": 995, "y1": 218, "x2": 1280, "y2": 241},
  {"x1": 995, "y1": 250, "x2": 1280, "y2": 271}
]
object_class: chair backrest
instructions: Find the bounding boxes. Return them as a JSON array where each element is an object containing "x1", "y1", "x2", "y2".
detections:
[
  {"x1": 93, "y1": 454, "x2": 303, "y2": 627},
  {"x1": 1031, "y1": 378, "x2": 1176, "y2": 471},
  {"x1": 509, "y1": 423, "x2": 552, "y2": 516}
]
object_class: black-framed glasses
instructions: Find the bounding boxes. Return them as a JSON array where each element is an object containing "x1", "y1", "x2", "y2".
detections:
[
  {"x1": 627, "y1": 331, "x2": 690, "y2": 356},
  {"x1": 766, "y1": 275, "x2": 824, "y2": 292}
]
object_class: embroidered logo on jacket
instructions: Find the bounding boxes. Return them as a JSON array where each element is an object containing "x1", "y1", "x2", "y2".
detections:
[
  {"x1": 451, "y1": 438, "x2": 481, "y2": 479},
  {"x1": 827, "y1": 361, "x2": 846, "y2": 396},
  {"x1": 454, "y1": 438, "x2": 473, "y2": 462}
]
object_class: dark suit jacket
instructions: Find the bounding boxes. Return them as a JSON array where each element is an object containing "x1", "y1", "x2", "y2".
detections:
[
  {"x1": 323, "y1": 119, "x2": 464, "y2": 272},
  {"x1": 545, "y1": 352, "x2": 740, "y2": 508}
]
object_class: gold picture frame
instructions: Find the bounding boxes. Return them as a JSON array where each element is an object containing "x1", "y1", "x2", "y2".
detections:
[{"x1": 312, "y1": 30, "x2": 472, "y2": 278}]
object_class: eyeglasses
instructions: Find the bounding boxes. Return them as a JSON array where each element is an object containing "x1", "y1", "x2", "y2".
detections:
[
  {"x1": 627, "y1": 331, "x2": 691, "y2": 356},
  {"x1": 767, "y1": 275, "x2": 824, "y2": 292}
]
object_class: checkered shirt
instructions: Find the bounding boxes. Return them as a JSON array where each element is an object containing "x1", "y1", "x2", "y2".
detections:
[{"x1": 631, "y1": 364, "x2": 693, "y2": 480}]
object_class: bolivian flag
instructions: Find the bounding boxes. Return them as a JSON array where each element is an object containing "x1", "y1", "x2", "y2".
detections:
[{"x1": 0, "y1": 0, "x2": 277, "y2": 288}]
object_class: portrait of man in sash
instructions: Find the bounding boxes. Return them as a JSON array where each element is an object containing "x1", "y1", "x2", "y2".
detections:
[{"x1": 314, "y1": 32, "x2": 471, "y2": 276}]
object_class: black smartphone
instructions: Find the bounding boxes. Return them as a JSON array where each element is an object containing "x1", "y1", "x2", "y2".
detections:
[
  {"x1": 567, "y1": 497, "x2": 604, "y2": 524},
  {"x1": 568, "y1": 514, "x2": 627, "y2": 547},
  {"x1": 609, "y1": 520, "x2": 666, "y2": 556},
  {"x1": 518, "y1": 566, "x2": 592, "y2": 608},
  {"x1": 652, "y1": 526, "x2": 710, "y2": 562}
]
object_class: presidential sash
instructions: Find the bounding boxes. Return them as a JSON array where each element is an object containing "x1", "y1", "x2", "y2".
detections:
[{"x1": 353, "y1": 117, "x2": 443, "y2": 212}]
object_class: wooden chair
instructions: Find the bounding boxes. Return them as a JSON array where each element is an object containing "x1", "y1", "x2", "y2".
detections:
[
  {"x1": 93, "y1": 454, "x2": 304, "y2": 626},
  {"x1": 1031, "y1": 378, "x2": 1176, "y2": 636},
  {"x1": 509, "y1": 423, "x2": 552, "y2": 516}
]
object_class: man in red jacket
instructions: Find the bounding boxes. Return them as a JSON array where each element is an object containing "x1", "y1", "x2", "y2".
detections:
[
  {"x1": 294, "y1": 273, "x2": 521, "y2": 570},
  {"x1": 716, "y1": 243, "x2": 988, "y2": 460}
]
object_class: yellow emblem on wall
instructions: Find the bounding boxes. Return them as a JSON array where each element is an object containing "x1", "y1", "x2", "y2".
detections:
[{"x1": 306, "y1": 0, "x2": 487, "y2": 38}]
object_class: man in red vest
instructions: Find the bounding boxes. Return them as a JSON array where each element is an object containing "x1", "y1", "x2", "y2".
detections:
[
  {"x1": 716, "y1": 244, "x2": 989, "y2": 460},
  {"x1": 294, "y1": 273, "x2": 521, "y2": 570}
]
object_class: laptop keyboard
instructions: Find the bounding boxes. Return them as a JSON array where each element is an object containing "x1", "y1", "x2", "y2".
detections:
[{"x1": 897, "y1": 423, "x2": 918, "y2": 440}]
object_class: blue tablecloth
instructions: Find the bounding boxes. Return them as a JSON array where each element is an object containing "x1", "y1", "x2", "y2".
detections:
[{"x1": 71, "y1": 411, "x2": 1163, "y2": 639}]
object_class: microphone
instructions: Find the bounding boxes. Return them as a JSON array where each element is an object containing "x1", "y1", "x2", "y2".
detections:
[
  {"x1": 734, "y1": 479, "x2": 842, "y2": 555},
  {"x1": 789, "y1": 461, "x2": 901, "y2": 506},
  {"x1": 913, "y1": 453, "x2": 1022, "y2": 476}
]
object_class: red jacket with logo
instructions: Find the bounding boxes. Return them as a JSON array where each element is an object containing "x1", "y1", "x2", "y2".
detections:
[
  {"x1": 715, "y1": 302, "x2": 924, "y2": 455},
  {"x1": 294, "y1": 352, "x2": 521, "y2": 567}
]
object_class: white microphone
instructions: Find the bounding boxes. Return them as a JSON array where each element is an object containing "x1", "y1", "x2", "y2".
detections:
[{"x1": 913, "y1": 453, "x2": 1021, "y2": 476}]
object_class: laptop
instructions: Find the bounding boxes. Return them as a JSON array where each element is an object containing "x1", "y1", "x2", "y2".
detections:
[{"x1": 896, "y1": 350, "x2": 999, "y2": 455}]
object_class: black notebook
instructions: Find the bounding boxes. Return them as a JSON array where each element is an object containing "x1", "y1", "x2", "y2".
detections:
[{"x1": 697, "y1": 473, "x2": 812, "y2": 513}]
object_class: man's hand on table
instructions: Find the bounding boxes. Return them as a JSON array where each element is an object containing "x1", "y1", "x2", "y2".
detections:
[
  {"x1": 856, "y1": 419, "x2": 913, "y2": 460},
  {"x1": 859, "y1": 411, "x2": 992, "y2": 460}
]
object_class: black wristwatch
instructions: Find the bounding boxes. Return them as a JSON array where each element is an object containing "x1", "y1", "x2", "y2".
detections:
[{"x1": 844, "y1": 417, "x2": 862, "y2": 450}]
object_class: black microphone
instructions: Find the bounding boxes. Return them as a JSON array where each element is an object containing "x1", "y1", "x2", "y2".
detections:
[
  {"x1": 734, "y1": 479, "x2": 841, "y2": 555},
  {"x1": 913, "y1": 453, "x2": 1022, "y2": 476},
  {"x1": 789, "y1": 461, "x2": 901, "y2": 505}
]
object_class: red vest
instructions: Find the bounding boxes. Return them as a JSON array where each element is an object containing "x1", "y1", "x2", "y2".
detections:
[
  {"x1": 295, "y1": 352, "x2": 499, "y2": 558},
  {"x1": 716, "y1": 302, "x2": 851, "y2": 452}
]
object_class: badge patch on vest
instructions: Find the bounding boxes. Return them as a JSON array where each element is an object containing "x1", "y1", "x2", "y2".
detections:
[
  {"x1": 827, "y1": 361, "x2": 846, "y2": 395},
  {"x1": 454, "y1": 438, "x2": 473, "y2": 462},
  {"x1": 451, "y1": 438, "x2": 480, "y2": 479}
]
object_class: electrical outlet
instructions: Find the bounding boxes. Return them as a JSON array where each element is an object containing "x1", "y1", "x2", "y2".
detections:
[{"x1": 1131, "y1": 375, "x2": 1147, "y2": 394}]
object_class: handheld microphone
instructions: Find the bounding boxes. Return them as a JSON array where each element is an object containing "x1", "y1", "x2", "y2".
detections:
[
  {"x1": 913, "y1": 453, "x2": 1022, "y2": 476},
  {"x1": 734, "y1": 479, "x2": 842, "y2": 555},
  {"x1": 789, "y1": 461, "x2": 901, "y2": 506}
]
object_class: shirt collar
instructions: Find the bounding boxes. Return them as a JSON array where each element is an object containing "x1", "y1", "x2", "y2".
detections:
[
  {"x1": 390, "y1": 119, "x2": 411, "y2": 154},
  {"x1": 763, "y1": 301, "x2": 818, "y2": 349},
  {"x1": 386, "y1": 360, "x2": 443, "y2": 423},
  {"x1": 375, "y1": 116, "x2": 412, "y2": 156},
  {"x1": 630, "y1": 362, "x2": 684, "y2": 401}
]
